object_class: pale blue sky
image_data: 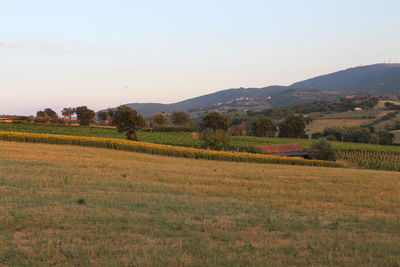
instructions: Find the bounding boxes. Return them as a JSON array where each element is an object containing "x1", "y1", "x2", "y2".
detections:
[{"x1": 1, "y1": 0, "x2": 399, "y2": 115}]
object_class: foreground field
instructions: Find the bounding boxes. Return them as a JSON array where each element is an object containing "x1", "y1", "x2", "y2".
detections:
[{"x1": 0, "y1": 141, "x2": 399, "y2": 266}]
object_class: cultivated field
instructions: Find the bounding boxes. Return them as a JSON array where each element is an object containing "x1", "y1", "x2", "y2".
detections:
[
  {"x1": 0, "y1": 141, "x2": 400, "y2": 266},
  {"x1": 1, "y1": 123, "x2": 400, "y2": 172},
  {"x1": 306, "y1": 119, "x2": 371, "y2": 134}
]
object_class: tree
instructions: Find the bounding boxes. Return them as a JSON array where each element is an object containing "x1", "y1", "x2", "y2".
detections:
[
  {"x1": 36, "y1": 111, "x2": 46, "y2": 117},
  {"x1": 309, "y1": 138, "x2": 336, "y2": 161},
  {"x1": 36, "y1": 108, "x2": 58, "y2": 118},
  {"x1": 376, "y1": 130, "x2": 394, "y2": 145},
  {"x1": 61, "y1": 107, "x2": 75, "y2": 120},
  {"x1": 229, "y1": 121, "x2": 249, "y2": 136},
  {"x1": 200, "y1": 129, "x2": 230, "y2": 150},
  {"x1": 369, "y1": 134, "x2": 380, "y2": 144},
  {"x1": 278, "y1": 115, "x2": 306, "y2": 138},
  {"x1": 110, "y1": 105, "x2": 145, "y2": 140},
  {"x1": 44, "y1": 108, "x2": 58, "y2": 119},
  {"x1": 251, "y1": 116, "x2": 277, "y2": 137},
  {"x1": 171, "y1": 111, "x2": 190, "y2": 125},
  {"x1": 152, "y1": 113, "x2": 168, "y2": 126},
  {"x1": 75, "y1": 106, "x2": 95, "y2": 126},
  {"x1": 202, "y1": 111, "x2": 230, "y2": 131},
  {"x1": 97, "y1": 111, "x2": 109, "y2": 125}
]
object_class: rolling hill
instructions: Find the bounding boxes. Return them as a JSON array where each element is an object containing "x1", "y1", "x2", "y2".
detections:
[
  {"x1": 290, "y1": 63, "x2": 400, "y2": 93},
  {"x1": 107, "y1": 63, "x2": 400, "y2": 116}
]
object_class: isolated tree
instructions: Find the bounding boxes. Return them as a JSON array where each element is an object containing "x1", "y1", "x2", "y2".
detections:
[
  {"x1": 309, "y1": 138, "x2": 336, "y2": 161},
  {"x1": 202, "y1": 111, "x2": 230, "y2": 131},
  {"x1": 61, "y1": 107, "x2": 75, "y2": 120},
  {"x1": 152, "y1": 113, "x2": 168, "y2": 126},
  {"x1": 251, "y1": 116, "x2": 277, "y2": 137},
  {"x1": 278, "y1": 114, "x2": 306, "y2": 138},
  {"x1": 111, "y1": 105, "x2": 145, "y2": 140},
  {"x1": 75, "y1": 106, "x2": 95, "y2": 126},
  {"x1": 171, "y1": 111, "x2": 190, "y2": 125}
]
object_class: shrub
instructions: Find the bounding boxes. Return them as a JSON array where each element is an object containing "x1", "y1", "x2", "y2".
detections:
[
  {"x1": 376, "y1": 131, "x2": 394, "y2": 145},
  {"x1": 309, "y1": 138, "x2": 336, "y2": 161},
  {"x1": 326, "y1": 135, "x2": 337, "y2": 141},
  {"x1": 200, "y1": 129, "x2": 230, "y2": 150},
  {"x1": 369, "y1": 134, "x2": 380, "y2": 145}
]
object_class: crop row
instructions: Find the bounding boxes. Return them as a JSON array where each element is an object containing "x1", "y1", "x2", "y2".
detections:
[
  {"x1": 337, "y1": 150, "x2": 400, "y2": 172},
  {"x1": 0, "y1": 131, "x2": 342, "y2": 168},
  {"x1": 1, "y1": 122, "x2": 399, "y2": 154}
]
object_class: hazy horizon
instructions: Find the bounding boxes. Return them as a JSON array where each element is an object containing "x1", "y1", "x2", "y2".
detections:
[{"x1": 2, "y1": 0, "x2": 400, "y2": 115}]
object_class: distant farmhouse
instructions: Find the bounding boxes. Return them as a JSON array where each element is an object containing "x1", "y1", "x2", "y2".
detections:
[{"x1": 256, "y1": 144, "x2": 309, "y2": 158}]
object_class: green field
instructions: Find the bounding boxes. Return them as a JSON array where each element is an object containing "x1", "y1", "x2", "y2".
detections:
[
  {"x1": 320, "y1": 110, "x2": 379, "y2": 120},
  {"x1": 1, "y1": 123, "x2": 399, "y2": 153},
  {"x1": 1, "y1": 141, "x2": 400, "y2": 266}
]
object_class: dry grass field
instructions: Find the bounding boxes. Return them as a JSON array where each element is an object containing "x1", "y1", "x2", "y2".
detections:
[
  {"x1": 376, "y1": 100, "x2": 400, "y2": 109},
  {"x1": 1, "y1": 141, "x2": 400, "y2": 266}
]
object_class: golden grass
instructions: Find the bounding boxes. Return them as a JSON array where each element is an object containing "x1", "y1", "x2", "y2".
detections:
[
  {"x1": 375, "y1": 100, "x2": 400, "y2": 109},
  {"x1": 0, "y1": 141, "x2": 400, "y2": 266}
]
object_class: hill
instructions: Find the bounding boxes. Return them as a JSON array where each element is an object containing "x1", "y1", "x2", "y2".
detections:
[
  {"x1": 290, "y1": 63, "x2": 400, "y2": 93},
  {"x1": 1, "y1": 141, "x2": 399, "y2": 266},
  {"x1": 105, "y1": 63, "x2": 400, "y2": 116}
]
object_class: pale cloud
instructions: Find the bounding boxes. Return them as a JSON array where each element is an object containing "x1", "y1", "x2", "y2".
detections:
[{"x1": 0, "y1": 40, "x2": 78, "y2": 53}]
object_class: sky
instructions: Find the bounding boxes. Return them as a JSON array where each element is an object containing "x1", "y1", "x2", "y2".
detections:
[{"x1": 1, "y1": 0, "x2": 400, "y2": 115}]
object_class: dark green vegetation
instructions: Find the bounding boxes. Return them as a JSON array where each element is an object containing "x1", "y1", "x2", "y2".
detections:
[
  {"x1": 309, "y1": 138, "x2": 337, "y2": 161},
  {"x1": 249, "y1": 96, "x2": 379, "y2": 120},
  {"x1": 1, "y1": 142, "x2": 400, "y2": 266},
  {"x1": 75, "y1": 106, "x2": 96, "y2": 126},
  {"x1": 110, "y1": 105, "x2": 146, "y2": 140}
]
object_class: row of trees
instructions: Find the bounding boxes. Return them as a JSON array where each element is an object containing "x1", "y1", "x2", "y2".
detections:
[
  {"x1": 36, "y1": 106, "x2": 95, "y2": 125},
  {"x1": 197, "y1": 112, "x2": 307, "y2": 149},
  {"x1": 313, "y1": 126, "x2": 395, "y2": 145},
  {"x1": 35, "y1": 106, "x2": 308, "y2": 142}
]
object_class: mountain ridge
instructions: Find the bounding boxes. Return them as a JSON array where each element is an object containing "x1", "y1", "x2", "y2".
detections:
[{"x1": 103, "y1": 63, "x2": 400, "y2": 116}]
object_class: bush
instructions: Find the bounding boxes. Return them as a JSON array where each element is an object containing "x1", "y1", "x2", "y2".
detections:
[
  {"x1": 326, "y1": 135, "x2": 337, "y2": 141},
  {"x1": 309, "y1": 138, "x2": 336, "y2": 161},
  {"x1": 200, "y1": 129, "x2": 230, "y2": 150},
  {"x1": 376, "y1": 131, "x2": 394, "y2": 145},
  {"x1": 311, "y1": 132, "x2": 323, "y2": 139},
  {"x1": 369, "y1": 134, "x2": 380, "y2": 144}
]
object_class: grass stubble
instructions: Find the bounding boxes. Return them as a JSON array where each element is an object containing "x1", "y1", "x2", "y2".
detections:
[{"x1": 0, "y1": 141, "x2": 399, "y2": 266}]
